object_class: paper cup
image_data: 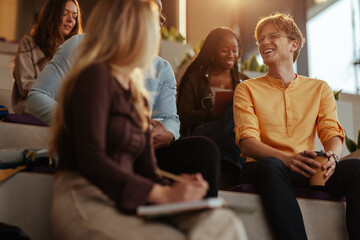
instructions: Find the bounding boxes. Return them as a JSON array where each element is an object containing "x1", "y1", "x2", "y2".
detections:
[{"x1": 309, "y1": 151, "x2": 329, "y2": 186}]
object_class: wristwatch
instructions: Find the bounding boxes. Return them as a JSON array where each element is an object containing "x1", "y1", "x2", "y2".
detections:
[{"x1": 331, "y1": 153, "x2": 340, "y2": 164}]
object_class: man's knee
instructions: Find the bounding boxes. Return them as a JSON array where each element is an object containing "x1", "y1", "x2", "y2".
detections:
[
  {"x1": 255, "y1": 157, "x2": 289, "y2": 183},
  {"x1": 258, "y1": 157, "x2": 286, "y2": 172},
  {"x1": 337, "y1": 158, "x2": 360, "y2": 179},
  {"x1": 339, "y1": 158, "x2": 360, "y2": 167},
  {"x1": 186, "y1": 136, "x2": 221, "y2": 163}
]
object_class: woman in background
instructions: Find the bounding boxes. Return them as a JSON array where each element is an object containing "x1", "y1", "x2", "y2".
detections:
[
  {"x1": 12, "y1": 0, "x2": 82, "y2": 114},
  {"x1": 50, "y1": 0, "x2": 246, "y2": 239},
  {"x1": 177, "y1": 27, "x2": 248, "y2": 188}
]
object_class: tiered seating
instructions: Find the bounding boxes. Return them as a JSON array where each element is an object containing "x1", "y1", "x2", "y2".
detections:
[
  {"x1": 218, "y1": 153, "x2": 360, "y2": 240},
  {"x1": 0, "y1": 172, "x2": 54, "y2": 240},
  {"x1": 219, "y1": 189, "x2": 347, "y2": 240},
  {"x1": 0, "y1": 42, "x2": 53, "y2": 239},
  {"x1": 0, "y1": 120, "x2": 53, "y2": 240},
  {"x1": 0, "y1": 40, "x2": 16, "y2": 112},
  {"x1": 0, "y1": 122, "x2": 50, "y2": 150}
]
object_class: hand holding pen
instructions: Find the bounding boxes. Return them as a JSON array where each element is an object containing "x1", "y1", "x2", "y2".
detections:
[{"x1": 147, "y1": 169, "x2": 209, "y2": 204}]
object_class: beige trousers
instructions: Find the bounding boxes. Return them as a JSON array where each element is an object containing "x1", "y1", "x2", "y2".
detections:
[{"x1": 51, "y1": 172, "x2": 247, "y2": 240}]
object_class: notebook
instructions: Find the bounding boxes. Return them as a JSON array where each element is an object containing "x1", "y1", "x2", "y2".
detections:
[{"x1": 137, "y1": 197, "x2": 226, "y2": 218}]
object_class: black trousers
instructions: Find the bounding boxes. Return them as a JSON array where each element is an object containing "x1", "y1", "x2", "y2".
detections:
[
  {"x1": 155, "y1": 136, "x2": 221, "y2": 197},
  {"x1": 240, "y1": 157, "x2": 360, "y2": 240}
]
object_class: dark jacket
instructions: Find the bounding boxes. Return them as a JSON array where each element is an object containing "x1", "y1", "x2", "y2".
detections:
[{"x1": 177, "y1": 68, "x2": 248, "y2": 135}]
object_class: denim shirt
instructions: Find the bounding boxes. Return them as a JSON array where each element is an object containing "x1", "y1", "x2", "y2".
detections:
[{"x1": 26, "y1": 34, "x2": 180, "y2": 140}]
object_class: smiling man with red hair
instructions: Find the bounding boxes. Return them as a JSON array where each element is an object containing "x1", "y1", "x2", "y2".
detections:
[{"x1": 234, "y1": 13, "x2": 360, "y2": 240}]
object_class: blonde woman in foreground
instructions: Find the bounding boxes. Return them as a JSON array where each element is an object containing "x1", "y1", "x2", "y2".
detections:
[{"x1": 50, "y1": 0, "x2": 246, "y2": 239}]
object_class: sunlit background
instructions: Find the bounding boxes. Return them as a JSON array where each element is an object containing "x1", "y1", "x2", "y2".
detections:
[
  {"x1": 1, "y1": 0, "x2": 359, "y2": 95},
  {"x1": 1, "y1": 0, "x2": 359, "y2": 93},
  {"x1": 308, "y1": 0, "x2": 360, "y2": 94},
  {"x1": 0, "y1": 0, "x2": 359, "y2": 148}
]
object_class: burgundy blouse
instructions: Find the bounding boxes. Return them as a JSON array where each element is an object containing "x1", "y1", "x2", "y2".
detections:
[{"x1": 57, "y1": 63, "x2": 163, "y2": 213}]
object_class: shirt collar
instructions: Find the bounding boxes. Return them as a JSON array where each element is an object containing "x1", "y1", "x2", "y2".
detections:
[{"x1": 265, "y1": 73, "x2": 300, "y2": 89}]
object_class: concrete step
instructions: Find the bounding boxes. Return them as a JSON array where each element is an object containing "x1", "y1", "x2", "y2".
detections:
[
  {"x1": 219, "y1": 190, "x2": 348, "y2": 240},
  {"x1": 0, "y1": 122, "x2": 50, "y2": 149},
  {"x1": 0, "y1": 172, "x2": 54, "y2": 240}
]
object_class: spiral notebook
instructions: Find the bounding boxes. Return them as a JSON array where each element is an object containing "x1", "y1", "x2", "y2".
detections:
[{"x1": 137, "y1": 197, "x2": 226, "y2": 218}]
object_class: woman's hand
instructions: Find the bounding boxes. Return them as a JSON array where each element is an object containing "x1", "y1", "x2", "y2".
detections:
[
  {"x1": 147, "y1": 173, "x2": 208, "y2": 204},
  {"x1": 169, "y1": 173, "x2": 208, "y2": 202}
]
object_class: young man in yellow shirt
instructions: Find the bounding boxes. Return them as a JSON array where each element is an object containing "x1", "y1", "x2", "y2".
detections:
[{"x1": 234, "y1": 13, "x2": 360, "y2": 239}]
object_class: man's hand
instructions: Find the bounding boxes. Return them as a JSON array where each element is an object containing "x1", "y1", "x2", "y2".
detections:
[
  {"x1": 150, "y1": 119, "x2": 174, "y2": 149},
  {"x1": 322, "y1": 137, "x2": 343, "y2": 181},
  {"x1": 322, "y1": 151, "x2": 337, "y2": 181},
  {"x1": 283, "y1": 150, "x2": 320, "y2": 178}
]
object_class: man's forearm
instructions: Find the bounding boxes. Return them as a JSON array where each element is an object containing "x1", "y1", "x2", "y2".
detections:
[
  {"x1": 324, "y1": 136, "x2": 343, "y2": 159},
  {"x1": 239, "y1": 137, "x2": 289, "y2": 162}
]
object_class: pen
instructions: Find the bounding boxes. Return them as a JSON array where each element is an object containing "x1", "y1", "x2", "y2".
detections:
[
  {"x1": 155, "y1": 169, "x2": 188, "y2": 184},
  {"x1": 155, "y1": 169, "x2": 209, "y2": 191}
]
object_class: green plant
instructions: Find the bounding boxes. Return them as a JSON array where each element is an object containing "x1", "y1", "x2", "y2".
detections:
[
  {"x1": 333, "y1": 89, "x2": 342, "y2": 100},
  {"x1": 345, "y1": 130, "x2": 360, "y2": 153},
  {"x1": 241, "y1": 54, "x2": 268, "y2": 73},
  {"x1": 177, "y1": 38, "x2": 204, "y2": 70},
  {"x1": 161, "y1": 26, "x2": 185, "y2": 42}
]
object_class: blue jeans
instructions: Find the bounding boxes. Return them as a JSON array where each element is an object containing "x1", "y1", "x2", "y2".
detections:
[{"x1": 189, "y1": 106, "x2": 246, "y2": 170}]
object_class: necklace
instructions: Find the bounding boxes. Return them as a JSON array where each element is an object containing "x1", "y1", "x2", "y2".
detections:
[{"x1": 209, "y1": 74, "x2": 231, "y2": 89}]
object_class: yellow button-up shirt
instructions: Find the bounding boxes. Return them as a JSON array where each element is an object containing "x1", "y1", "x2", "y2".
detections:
[{"x1": 234, "y1": 74, "x2": 344, "y2": 162}]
